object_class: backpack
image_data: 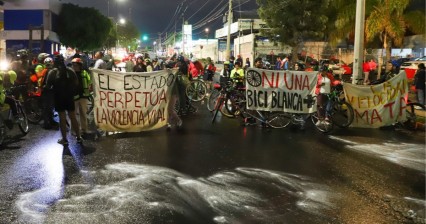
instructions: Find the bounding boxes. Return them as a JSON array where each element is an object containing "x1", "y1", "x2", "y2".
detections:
[{"x1": 51, "y1": 68, "x2": 78, "y2": 97}]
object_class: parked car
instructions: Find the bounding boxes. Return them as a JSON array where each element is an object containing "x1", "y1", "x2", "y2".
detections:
[
  {"x1": 400, "y1": 58, "x2": 426, "y2": 80},
  {"x1": 400, "y1": 58, "x2": 426, "y2": 70},
  {"x1": 319, "y1": 59, "x2": 352, "y2": 75}
]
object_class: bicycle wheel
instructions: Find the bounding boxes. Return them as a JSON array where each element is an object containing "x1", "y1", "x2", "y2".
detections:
[
  {"x1": 212, "y1": 95, "x2": 225, "y2": 123},
  {"x1": 404, "y1": 103, "x2": 425, "y2": 130},
  {"x1": 16, "y1": 104, "x2": 29, "y2": 134},
  {"x1": 311, "y1": 113, "x2": 333, "y2": 133},
  {"x1": 186, "y1": 80, "x2": 207, "y2": 102},
  {"x1": 225, "y1": 91, "x2": 245, "y2": 117},
  {"x1": 267, "y1": 112, "x2": 292, "y2": 128},
  {"x1": 207, "y1": 89, "x2": 220, "y2": 112},
  {"x1": 331, "y1": 101, "x2": 354, "y2": 128},
  {"x1": 24, "y1": 97, "x2": 42, "y2": 124}
]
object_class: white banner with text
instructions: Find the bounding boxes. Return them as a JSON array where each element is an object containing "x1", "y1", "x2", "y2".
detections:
[
  {"x1": 245, "y1": 68, "x2": 318, "y2": 113},
  {"x1": 343, "y1": 72, "x2": 409, "y2": 128},
  {"x1": 91, "y1": 69, "x2": 176, "y2": 132}
]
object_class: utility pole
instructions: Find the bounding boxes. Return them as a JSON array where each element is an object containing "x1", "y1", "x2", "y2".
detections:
[
  {"x1": 352, "y1": 0, "x2": 365, "y2": 84},
  {"x1": 225, "y1": 0, "x2": 233, "y2": 61}
]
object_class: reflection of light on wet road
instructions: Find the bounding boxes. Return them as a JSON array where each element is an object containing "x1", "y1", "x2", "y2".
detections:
[
  {"x1": 11, "y1": 143, "x2": 65, "y2": 224},
  {"x1": 17, "y1": 163, "x2": 336, "y2": 223},
  {"x1": 330, "y1": 136, "x2": 425, "y2": 172}
]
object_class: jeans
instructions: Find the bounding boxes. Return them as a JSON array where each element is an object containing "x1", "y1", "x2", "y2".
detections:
[{"x1": 417, "y1": 89, "x2": 425, "y2": 105}]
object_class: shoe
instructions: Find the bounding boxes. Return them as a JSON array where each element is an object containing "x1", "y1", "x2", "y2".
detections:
[
  {"x1": 76, "y1": 136, "x2": 84, "y2": 144},
  {"x1": 58, "y1": 138, "x2": 69, "y2": 145}
]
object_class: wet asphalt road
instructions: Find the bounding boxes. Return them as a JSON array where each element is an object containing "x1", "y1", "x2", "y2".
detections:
[{"x1": 0, "y1": 102, "x2": 425, "y2": 224}]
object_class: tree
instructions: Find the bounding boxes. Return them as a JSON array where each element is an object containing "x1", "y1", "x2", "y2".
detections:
[
  {"x1": 330, "y1": 0, "x2": 425, "y2": 71},
  {"x1": 57, "y1": 3, "x2": 112, "y2": 51},
  {"x1": 256, "y1": 0, "x2": 331, "y2": 64},
  {"x1": 117, "y1": 21, "x2": 140, "y2": 52},
  {"x1": 365, "y1": 0, "x2": 425, "y2": 66}
]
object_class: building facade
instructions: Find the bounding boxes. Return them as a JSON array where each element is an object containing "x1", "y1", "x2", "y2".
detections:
[{"x1": 1, "y1": 0, "x2": 61, "y2": 57}]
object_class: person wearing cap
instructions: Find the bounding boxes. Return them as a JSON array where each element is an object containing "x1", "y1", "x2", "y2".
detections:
[
  {"x1": 72, "y1": 58, "x2": 92, "y2": 136},
  {"x1": 45, "y1": 54, "x2": 82, "y2": 145},
  {"x1": 315, "y1": 65, "x2": 341, "y2": 121}
]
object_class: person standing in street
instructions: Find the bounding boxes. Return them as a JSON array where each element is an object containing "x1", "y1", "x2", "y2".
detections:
[
  {"x1": 93, "y1": 51, "x2": 107, "y2": 69},
  {"x1": 40, "y1": 57, "x2": 58, "y2": 129},
  {"x1": 71, "y1": 58, "x2": 92, "y2": 137},
  {"x1": 46, "y1": 54, "x2": 82, "y2": 145},
  {"x1": 414, "y1": 63, "x2": 425, "y2": 107}
]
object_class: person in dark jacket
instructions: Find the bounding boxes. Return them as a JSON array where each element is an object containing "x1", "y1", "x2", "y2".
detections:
[
  {"x1": 414, "y1": 63, "x2": 425, "y2": 107},
  {"x1": 45, "y1": 54, "x2": 82, "y2": 145}
]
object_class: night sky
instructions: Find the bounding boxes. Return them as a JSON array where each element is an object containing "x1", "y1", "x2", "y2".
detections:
[{"x1": 58, "y1": 0, "x2": 259, "y2": 41}]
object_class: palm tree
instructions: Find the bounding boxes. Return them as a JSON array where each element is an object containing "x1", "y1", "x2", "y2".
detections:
[{"x1": 365, "y1": 0, "x2": 425, "y2": 70}]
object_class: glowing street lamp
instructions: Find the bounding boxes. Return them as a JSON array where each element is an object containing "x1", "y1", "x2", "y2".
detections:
[{"x1": 116, "y1": 18, "x2": 126, "y2": 51}]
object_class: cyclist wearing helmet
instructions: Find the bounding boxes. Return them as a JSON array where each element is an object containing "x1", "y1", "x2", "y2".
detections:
[
  {"x1": 40, "y1": 57, "x2": 58, "y2": 129},
  {"x1": 230, "y1": 61, "x2": 245, "y2": 87},
  {"x1": 72, "y1": 57, "x2": 92, "y2": 136},
  {"x1": 45, "y1": 54, "x2": 82, "y2": 145}
]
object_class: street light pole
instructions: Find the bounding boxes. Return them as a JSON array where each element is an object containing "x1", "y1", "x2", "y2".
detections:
[
  {"x1": 225, "y1": 0, "x2": 232, "y2": 61},
  {"x1": 352, "y1": 0, "x2": 366, "y2": 84}
]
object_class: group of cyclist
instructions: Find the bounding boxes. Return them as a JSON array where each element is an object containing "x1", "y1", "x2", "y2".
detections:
[{"x1": 0, "y1": 50, "x2": 96, "y2": 145}]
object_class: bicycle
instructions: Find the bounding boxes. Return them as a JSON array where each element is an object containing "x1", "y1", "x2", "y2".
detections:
[
  {"x1": 0, "y1": 89, "x2": 30, "y2": 145},
  {"x1": 399, "y1": 100, "x2": 425, "y2": 130},
  {"x1": 327, "y1": 85, "x2": 354, "y2": 128},
  {"x1": 186, "y1": 74, "x2": 208, "y2": 102},
  {"x1": 211, "y1": 81, "x2": 237, "y2": 123},
  {"x1": 221, "y1": 86, "x2": 292, "y2": 129},
  {"x1": 24, "y1": 87, "x2": 43, "y2": 124}
]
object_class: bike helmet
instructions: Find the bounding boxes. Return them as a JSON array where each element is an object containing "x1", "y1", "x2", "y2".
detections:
[
  {"x1": 71, "y1": 58, "x2": 83, "y2": 64},
  {"x1": 38, "y1": 53, "x2": 50, "y2": 63},
  {"x1": 44, "y1": 57, "x2": 53, "y2": 65}
]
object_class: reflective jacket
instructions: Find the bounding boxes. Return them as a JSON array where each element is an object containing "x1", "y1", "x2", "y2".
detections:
[{"x1": 74, "y1": 69, "x2": 92, "y2": 100}]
